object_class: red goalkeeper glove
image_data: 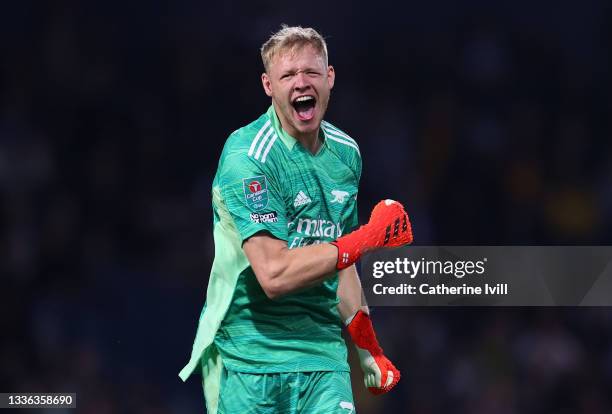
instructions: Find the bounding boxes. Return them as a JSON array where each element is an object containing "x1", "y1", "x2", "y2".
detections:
[
  {"x1": 347, "y1": 310, "x2": 401, "y2": 395},
  {"x1": 331, "y1": 199, "x2": 413, "y2": 269}
]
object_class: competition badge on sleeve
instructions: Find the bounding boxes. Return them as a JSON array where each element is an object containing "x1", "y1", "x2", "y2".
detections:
[{"x1": 243, "y1": 175, "x2": 269, "y2": 211}]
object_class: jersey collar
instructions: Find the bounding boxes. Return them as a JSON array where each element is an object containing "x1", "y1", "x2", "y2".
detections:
[
  {"x1": 266, "y1": 105, "x2": 327, "y2": 153},
  {"x1": 267, "y1": 105, "x2": 297, "y2": 150}
]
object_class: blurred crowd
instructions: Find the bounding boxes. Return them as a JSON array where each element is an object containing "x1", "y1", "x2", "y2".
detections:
[{"x1": 1, "y1": 1, "x2": 611, "y2": 413}]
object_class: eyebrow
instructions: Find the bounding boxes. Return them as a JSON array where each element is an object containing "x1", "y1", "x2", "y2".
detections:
[{"x1": 281, "y1": 67, "x2": 323, "y2": 76}]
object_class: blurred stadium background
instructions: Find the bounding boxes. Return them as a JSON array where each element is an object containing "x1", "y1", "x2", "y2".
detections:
[{"x1": 2, "y1": 1, "x2": 612, "y2": 412}]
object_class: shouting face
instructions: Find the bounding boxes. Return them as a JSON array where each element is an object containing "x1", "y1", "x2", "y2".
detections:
[{"x1": 261, "y1": 44, "x2": 335, "y2": 141}]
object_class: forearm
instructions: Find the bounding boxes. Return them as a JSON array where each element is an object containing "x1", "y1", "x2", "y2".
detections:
[{"x1": 337, "y1": 265, "x2": 369, "y2": 323}]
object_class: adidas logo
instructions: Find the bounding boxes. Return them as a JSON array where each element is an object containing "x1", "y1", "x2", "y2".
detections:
[{"x1": 294, "y1": 191, "x2": 312, "y2": 207}]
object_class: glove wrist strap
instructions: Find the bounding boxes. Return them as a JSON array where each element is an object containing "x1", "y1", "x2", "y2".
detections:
[{"x1": 346, "y1": 310, "x2": 383, "y2": 355}]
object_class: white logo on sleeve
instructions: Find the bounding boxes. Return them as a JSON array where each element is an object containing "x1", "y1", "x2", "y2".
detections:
[
  {"x1": 339, "y1": 401, "x2": 354, "y2": 413},
  {"x1": 331, "y1": 190, "x2": 350, "y2": 204},
  {"x1": 293, "y1": 191, "x2": 312, "y2": 207}
]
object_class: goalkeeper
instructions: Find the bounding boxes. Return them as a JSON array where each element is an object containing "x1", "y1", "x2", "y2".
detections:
[{"x1": 179, "y1": 25, "x2": 413, "y2": 413}]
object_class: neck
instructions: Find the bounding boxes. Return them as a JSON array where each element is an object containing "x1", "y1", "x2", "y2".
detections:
[{"x1": 296, "y1": 130, "x2": 321, "y2": 154}]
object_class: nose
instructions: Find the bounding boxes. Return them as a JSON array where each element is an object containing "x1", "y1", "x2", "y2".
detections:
[{"x1": 293, "y1": 71, "x2": 309, "y2": 90}]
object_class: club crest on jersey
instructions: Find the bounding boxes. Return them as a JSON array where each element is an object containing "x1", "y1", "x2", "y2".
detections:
[
  {"x1": 243, "y1": 175, "x2": 269, "y2": 211},
  {"x1": 331, "y1": 189, "x2": 350, "y2": 204}
]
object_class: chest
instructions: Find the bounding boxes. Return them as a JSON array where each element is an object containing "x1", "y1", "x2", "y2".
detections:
[{"x1": 278, "y1": 149, "x2": 358, "y2": 248}]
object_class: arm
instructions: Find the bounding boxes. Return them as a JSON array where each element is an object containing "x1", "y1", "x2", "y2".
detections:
[
  {"x1": 243, "y1": 199, "x2": 413, "y2": 300},
  {"x1": 337, "y1": 265, "x2": 401, "y2": 395},
  {"x1": 243, "y1": 232, "x2": 338, "y2": 299},
  {"x1": 337, "y1": 264, "x2": 369, "y2": 323}
]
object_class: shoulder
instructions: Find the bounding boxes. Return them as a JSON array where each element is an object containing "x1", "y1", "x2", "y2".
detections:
[
  {"x1": 222, "y1": 113, "x2": 270, "y2": 155},
  {"x1": 221, "y1": 112, "x2": 281, "y2": 166},
  {"x1": 321, "y1": 120, "x2": 362, "y2": 177},
  {"x1": 322, "y1": 120, "x2": 361, "y2": 157},
  {"x1": 217, "y1": 112, "x2": 284, "y2": 184}
]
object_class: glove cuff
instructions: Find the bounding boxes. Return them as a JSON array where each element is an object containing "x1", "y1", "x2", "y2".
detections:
[
  {"x1": 331, "y1": 227, "x2": 368, "y2": 269},
  {"x1": 346, "y1": 310, "x2": 383, "y2": 355}
]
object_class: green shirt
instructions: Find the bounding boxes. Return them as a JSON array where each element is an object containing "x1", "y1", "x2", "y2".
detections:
[{"x1": 180, "y1": 106, "x2": 361, "y2": 378}]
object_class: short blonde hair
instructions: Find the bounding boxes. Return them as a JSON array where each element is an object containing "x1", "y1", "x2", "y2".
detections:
[{"x1": 260, "y1": 25, "x2": 329, "y2": 73}]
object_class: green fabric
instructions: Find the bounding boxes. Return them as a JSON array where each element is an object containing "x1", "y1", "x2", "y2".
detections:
[
  {"x1": 180, "y1": 105, "x2": 362, "y2": 386},
  {"x1": 201, "y1": 345, "x2": 223, "y2": 414},
  {"x1": 216, "y1": 370, "x2": 356, "y2": 414},
  {"x1": 178, "y1": 185, "x2": 249, "y2": 382}
]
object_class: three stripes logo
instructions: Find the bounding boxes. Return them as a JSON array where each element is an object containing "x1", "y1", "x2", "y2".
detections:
[
  {"x1": 248, "y1": 120, "x2": 277, "y2": 163},
  {"x1": 384, "y1": 215, "x2": 409, "y2": 245},
  {"x1": 248, "y1": 119, "x2": 360, "y2": 164},
  {"x1": 321, "y1": 121, "x2": 360, "y2": 156}
]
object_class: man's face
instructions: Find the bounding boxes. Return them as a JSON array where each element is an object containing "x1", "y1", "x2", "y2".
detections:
[{"x1": 261, "y1": 44, "x2": 335, "y2": 139}]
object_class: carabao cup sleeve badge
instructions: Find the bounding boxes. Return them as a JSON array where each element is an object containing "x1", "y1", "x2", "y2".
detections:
[{"x1": 243, "y1": 175, "x2": 269, "y2": 211}]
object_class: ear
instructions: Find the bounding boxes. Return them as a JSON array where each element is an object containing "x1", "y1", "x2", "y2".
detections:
[
  {"x1": 327, "y1": 65, "x2": 335, "y2": 90},
  {"x1": 261, "y1": 73, "x2": 273, "y2": 97}
]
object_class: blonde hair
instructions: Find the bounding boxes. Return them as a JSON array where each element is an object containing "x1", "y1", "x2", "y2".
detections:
[{"x1": 260, "y1": 25, "x2": 329, "y2": 73}]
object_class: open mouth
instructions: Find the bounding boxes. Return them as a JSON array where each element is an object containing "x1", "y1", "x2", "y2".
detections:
[{"x1": 292, "y1": 95, "x2": 316, "y2": 121}]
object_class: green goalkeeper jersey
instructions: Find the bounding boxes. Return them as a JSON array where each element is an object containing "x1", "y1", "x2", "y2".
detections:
[{"x1": 180, "y1": 105, "x2": 361, "y2": 379}]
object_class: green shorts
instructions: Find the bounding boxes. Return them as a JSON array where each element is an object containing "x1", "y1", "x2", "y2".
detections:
[{"x1": 211, "y1": 368, "x2": 355, "y2": 414}]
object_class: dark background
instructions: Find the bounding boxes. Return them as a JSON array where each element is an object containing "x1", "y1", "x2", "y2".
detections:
[{"x1": 2, "y1": 1, "x2": 612, "y2": 413}]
